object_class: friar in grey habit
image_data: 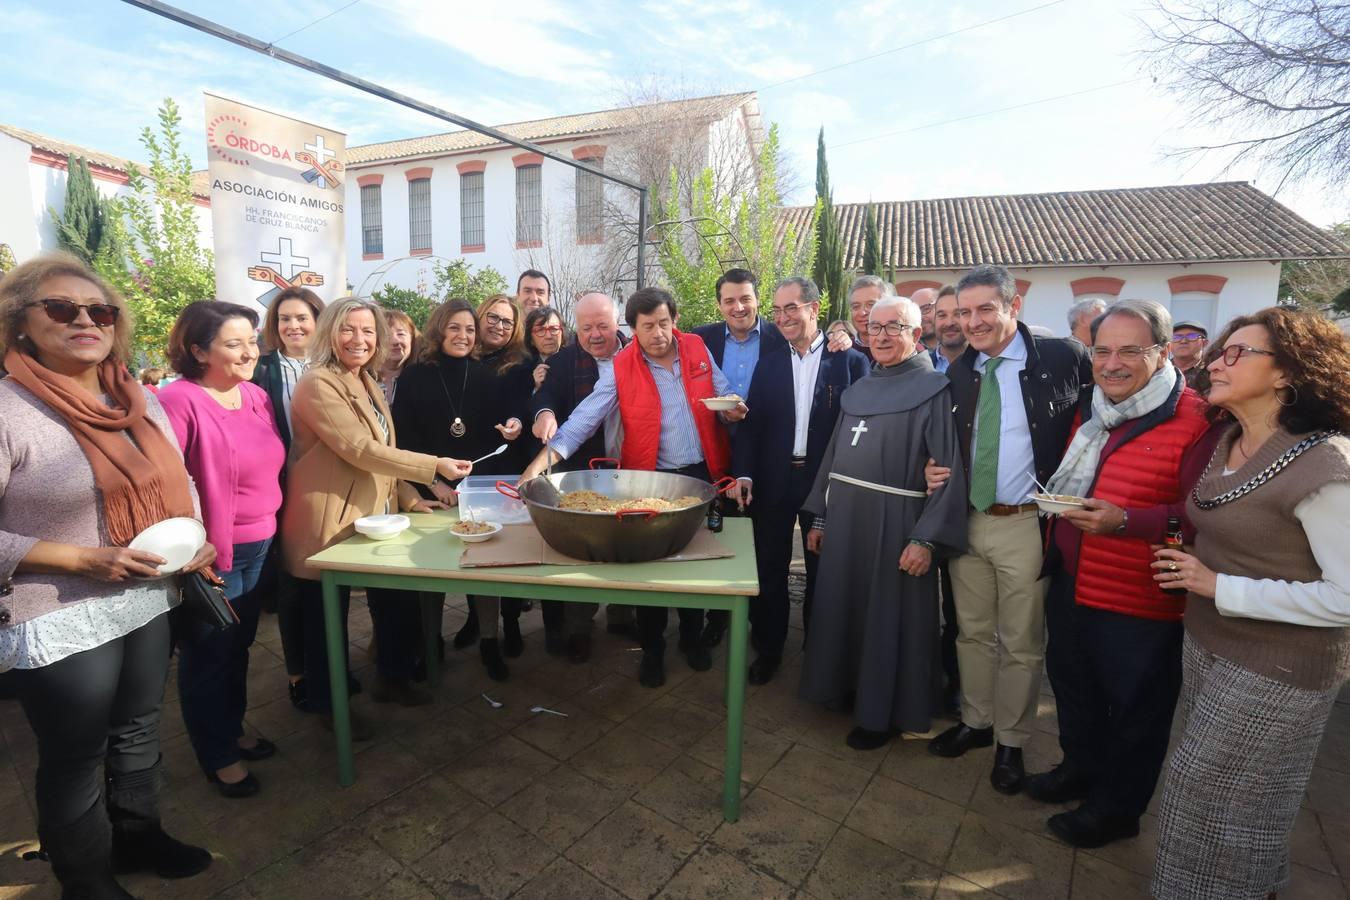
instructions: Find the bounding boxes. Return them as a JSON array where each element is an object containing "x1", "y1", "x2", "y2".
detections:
[{"x1": 799, "y1": 296, "x2": 969, "y2": 751}]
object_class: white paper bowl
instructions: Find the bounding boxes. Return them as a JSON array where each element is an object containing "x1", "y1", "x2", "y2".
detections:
[
  {"x1": 450, "y1": 521, "x2": 502, "y2": 543},
  {"x1": 1033, "y1": 493, "x2": 1087, "y2": 516},
  {"x1": 700, "y1": 397, "x2": 742, "y2": 411},
  {"x1": 354, "y1": 514, "x2": 411, "y2": 541},
  {"x1": 129, "y1": 517, "x2": 207, "y2": 574}
]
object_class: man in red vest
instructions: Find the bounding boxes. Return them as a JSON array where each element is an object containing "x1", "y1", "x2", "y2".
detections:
[
  {"x1": 1028, "y1": 298, "x2": 1221, "y2": 849},
  {"x1": 522, "y1": 287, "x2": 747, "y2": 687}
]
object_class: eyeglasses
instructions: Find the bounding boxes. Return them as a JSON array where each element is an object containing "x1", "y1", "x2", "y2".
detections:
[
  {"x1": 770, "y1": 303, "x2": 812, "y2": 319},
  {"x1": 1216, "y1": 344, "x2": 1277, "y2": 366},
  {"x1": 1090, "y1": 344, "x2": 1162, "y2": 362},
  {"x1": 531, "y1": 324, "x2": 563, "y2": 335},
  {"x1": 1170, "y1": 332, "x2": 1206, "y2": 344},
  {"x1": 484, "y1": 313, "x2": 515, "y2": 329},
  {"x1": 28, "y1": 298, "x2": 120, "y2": 327},
  {"x1": 866, "y1": 321, "x2": 913, "y2": 337}
]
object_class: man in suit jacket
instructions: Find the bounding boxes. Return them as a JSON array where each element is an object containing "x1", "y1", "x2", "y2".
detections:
[
  {"x1": 728, "y1": 277, "x2": 870, "y2": 685},
  {"x1": 691, "y1": 268, "x2": 785, "y2": 401},
  {"x1": 927, "y1": 265, "x2": 1092, "y2": 797}
]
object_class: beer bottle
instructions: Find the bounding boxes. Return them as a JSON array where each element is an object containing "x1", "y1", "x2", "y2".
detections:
[{"x1": 1163, "y1": 516, "x2": 1186, "y2": 596}]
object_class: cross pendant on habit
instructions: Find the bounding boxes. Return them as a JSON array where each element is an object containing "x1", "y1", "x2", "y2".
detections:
[{"x1": 850, "y1": 419, "x2": 868, "y2": 446}]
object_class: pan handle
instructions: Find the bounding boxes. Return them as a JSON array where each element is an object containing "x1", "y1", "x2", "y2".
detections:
[
  {"x1": 712, "y1": 476, "x2": 738, "y2": 495},
  {"x1": 588, "y1": 457, "x2": 621, "y2": 470},
  {"x1": 615, "y1": 508, "x2": 660, "y2": 522},
  {"x1": 494, "y1": 480, "x2": 522, "y2": 500}
]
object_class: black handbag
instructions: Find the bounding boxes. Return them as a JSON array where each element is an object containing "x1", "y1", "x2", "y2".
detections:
[{"x1": 180, "y1": 569, "x2": 238, "y2": 631}]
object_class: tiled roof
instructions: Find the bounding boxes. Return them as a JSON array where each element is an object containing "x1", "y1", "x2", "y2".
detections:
[
  {"x1": 346, "y1": 92, "x2": 760, "y2": 165},
  {"x1": 777, "y1": 182, "x2": 1349, "y2": 268},
  {"x1": 0, "y1": 123, "x2": 211, "y2": 199}
]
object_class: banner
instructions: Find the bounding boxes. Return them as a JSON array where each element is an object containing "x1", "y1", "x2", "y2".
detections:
[{"x1": 204, "y1": 92, "x2": 346, "y2": 313}]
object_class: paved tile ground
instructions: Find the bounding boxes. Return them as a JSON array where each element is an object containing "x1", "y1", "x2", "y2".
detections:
[{"x1": 4, "y1": 577, "x2": 1350, "y2": 899}]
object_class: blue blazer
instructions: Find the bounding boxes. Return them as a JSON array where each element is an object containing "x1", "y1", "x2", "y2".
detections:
[
  {"x1": 690, "y1": 319, "x2": 786, "y2": 370},
  {"x1": 732, "y1": 341, "x2": 870, "y2": 509}
]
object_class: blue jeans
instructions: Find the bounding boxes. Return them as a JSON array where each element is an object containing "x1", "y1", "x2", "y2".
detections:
[{"x1": 177, "y1": 538, "x2": 272, "y2": 773}]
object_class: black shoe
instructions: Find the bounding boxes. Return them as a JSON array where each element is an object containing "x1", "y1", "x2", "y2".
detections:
[
  {"x1": 639, "y1": 651, "x2": 666, "y2": 688},
  {"x1": 236, "y1": 738, "x2": 276, "y2": 762},
  {"x1": 480, "y1": 638, "x2": 510, "y2": 681},
  {"x1": 700, "y1": 620, "x2": 726, "y2": 649},
  {"x1": 503, "y1": 618, "x2": 525, "y2": 658},
  {"x1": 453, "y1": 616, "x2": 480, "y2": 649},
  {"x1": 747, "y1": 655, "x2": 780, "y2": 686},
  {"x1": 1025, "y1": 764, "x2": 1092, "y2": 804},
  {"x1": 45, "y1": 803, "x2": 138, "y2": 898},
  {"x1": 928, "y1": 723, "x2": 994, "y2": 758},
  {"x1": 568, "y1": 634, "x2": 592, "y2": 664},
  {"x1": 684, "y1": 642, "x2": 712, "y2": 672},
  {"x1": 205, "y1": 770, "x2": 260, "y2": 799},
  {"x1": 846, "y1": 727, "x2": 894, "y2": 751},
  {"x1": 288, "y1": 678, "x2": 310, "y2": 712},
  {"x1": 990, "y1": 744, "x2": 1025, "y2": 795},
  {"x1": 1047, "y1": 805, "x2": 1140, "y2": 849}
]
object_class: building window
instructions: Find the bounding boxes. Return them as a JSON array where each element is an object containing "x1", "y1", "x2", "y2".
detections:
[
  {"x1": 1170, "y1": 292, "x2": 1218, "y2": 334},
  {"x1": 460, "y1": 171, "x2": 484, "y2": 249},
  {"x1": 516, "y1": 164, "x2": 542, "y2": 247},
  {"x1": 408, "y1": 177, "x2": 432, "y2": 253},
  {"x1": 360, "y1": 183, "x2": 383, "y2": 256},
  {"x1": 575, "y1": 158, "x2": 603, "y2": 242}
]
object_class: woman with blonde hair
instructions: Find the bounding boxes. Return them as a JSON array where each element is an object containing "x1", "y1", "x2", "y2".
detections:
[
  {"x1": 0, "y1": 252, "x2": 215, "y2": 896},
  {"x1": 280, "y1": 297, "x2": 472, "y2": 735},
  {"x1": 1151, "y1": 307, "x2": 1350, "y2": 900}
]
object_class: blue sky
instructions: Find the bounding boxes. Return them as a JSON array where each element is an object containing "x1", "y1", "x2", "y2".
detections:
[{"x1": 2, "y1": 0, "x2": 1346, "y2": 226}]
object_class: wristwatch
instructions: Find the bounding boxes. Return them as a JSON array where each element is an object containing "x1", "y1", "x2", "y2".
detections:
[{"x1": 1113, "y1": 509, "x2": 1129, "y2": 535}]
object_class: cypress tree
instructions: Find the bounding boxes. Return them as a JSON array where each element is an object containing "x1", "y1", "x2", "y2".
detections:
[
  {"x1": 52, "y1": 154, "x2": 105, "y2": 264},
  {"x1": 811, "y1": 128, "x2": 846, "y2": 321},
  {"x1": 862, "y1": 201, "x2": 881, "y2": 276}
]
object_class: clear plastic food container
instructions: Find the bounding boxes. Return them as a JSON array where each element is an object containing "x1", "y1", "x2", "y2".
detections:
[{"x1": 457, "y1": 474, "x2": 531, "y2": 525}]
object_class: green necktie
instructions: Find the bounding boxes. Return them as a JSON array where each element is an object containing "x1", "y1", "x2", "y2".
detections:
[{"x1": 969, "y1": 357, "x2": 1003, "y2": 512}]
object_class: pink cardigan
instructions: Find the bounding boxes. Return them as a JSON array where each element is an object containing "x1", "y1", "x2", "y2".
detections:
[{"x1": 158, "y1": 380, "x2": 285, "y2": 572}]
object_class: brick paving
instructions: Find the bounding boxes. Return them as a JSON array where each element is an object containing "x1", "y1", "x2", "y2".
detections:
[{"x1": 3, "y1": 583, "x2": 1350, "y2": 899}]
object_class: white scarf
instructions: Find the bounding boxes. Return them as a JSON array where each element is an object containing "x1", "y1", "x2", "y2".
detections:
[{"x1": 1045, "y1": 362, "x2": 1179, "y2": 500}]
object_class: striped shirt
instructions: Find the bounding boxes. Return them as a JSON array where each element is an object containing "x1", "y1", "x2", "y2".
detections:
[{"x1": 550, "y1": 346, "x2": 730, "y2": 470}]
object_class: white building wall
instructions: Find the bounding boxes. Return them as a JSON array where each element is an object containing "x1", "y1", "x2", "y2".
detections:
[
  {"x1": 895, "y1": 261, "x2": 1282, "y2": 337},
  {"x1": 1, "y1": 132, "x2": 213, "y2": 267}
]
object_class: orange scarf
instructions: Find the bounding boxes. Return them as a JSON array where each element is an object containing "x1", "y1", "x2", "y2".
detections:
[{"x1": 4, "y1": 349, "x2": 195, "y2": 546}]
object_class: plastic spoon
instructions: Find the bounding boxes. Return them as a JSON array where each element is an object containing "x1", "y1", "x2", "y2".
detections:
[
  {"x1": 530, "y1": 706, "x2": 569, "y2": 718},
  {"x1": 470, "y1": 444, "x2": 508, "y2": 466}
]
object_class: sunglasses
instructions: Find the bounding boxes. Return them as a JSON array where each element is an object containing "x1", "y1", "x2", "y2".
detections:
[{"x1": 30, "y1": 298, "x2": 120, "y2": 327}]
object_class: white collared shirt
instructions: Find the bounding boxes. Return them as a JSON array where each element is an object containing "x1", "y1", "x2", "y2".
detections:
[
  {"x1": 971, "y1": 330, "x2": 1036, "y2": 505},
  {"x1": 790, "y1": 332, "x2": 826, "y2": 457}
]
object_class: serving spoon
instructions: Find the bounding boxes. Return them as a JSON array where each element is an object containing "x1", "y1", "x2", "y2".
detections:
[{"x1": 470, "y1": 444, "x2": 508, "y2": 466}]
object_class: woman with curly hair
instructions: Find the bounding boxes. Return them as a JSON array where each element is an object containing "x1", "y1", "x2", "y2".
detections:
[{"x1": 1151, "y1": 307, "x2": 1350, "y2": 900}]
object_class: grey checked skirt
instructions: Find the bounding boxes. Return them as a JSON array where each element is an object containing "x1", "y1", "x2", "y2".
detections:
[{"x1": 1152, "y1": 633, "x2": 1337, "y2": 899}]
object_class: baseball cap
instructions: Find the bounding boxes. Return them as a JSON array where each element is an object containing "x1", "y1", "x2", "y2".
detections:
[{"x1": 1172, "y1": 321, "x2": 1208, "y2": 337}]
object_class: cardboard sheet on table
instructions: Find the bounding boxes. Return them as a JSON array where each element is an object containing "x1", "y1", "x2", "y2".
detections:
[{"x1": 458, "y1": 522, "x2": 733, "y2": 568}]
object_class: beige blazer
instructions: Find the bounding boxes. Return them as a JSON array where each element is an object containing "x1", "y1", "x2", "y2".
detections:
[{"x1": 280, "y1": 366, "x2": 436, "y2": 580}]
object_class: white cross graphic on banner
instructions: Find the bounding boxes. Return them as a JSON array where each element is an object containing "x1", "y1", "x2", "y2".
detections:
[
  {"x1": 261, "y1": 239, "x2": 309, "y2": 279},
  {"x1": 304, "y1": 135, "x2": 336, "y2": 164}
]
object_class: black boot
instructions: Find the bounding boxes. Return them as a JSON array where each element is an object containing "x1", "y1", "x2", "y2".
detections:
[
  {"x1": 480, "y1": 638, "x2": 510, "y2": 681},
  {"x1": 453, "y1": 599, "x2": 480, "y2": 649},
  {"x1": 40, "y1": 803, "x2": 135, "y2": 900},
  {"x1": 502, "y1": 616, "x2": 524, "y2": 658},
  {"x1": 107, "y1": 760, "x2": 212, "y2": 880}
]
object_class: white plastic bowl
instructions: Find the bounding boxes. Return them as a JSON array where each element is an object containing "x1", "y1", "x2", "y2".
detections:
[
  {"x1": 129, "y1": 517, "x2": 207, "y2": 574},
  {"x1": 699, "y1": 397, "x2": 742, "y2": 411},
  {"x1": 1032, "y1": 493, "x2": 1087, "y2": 516},
  {"x1": 450, "y1": 521, "x2": 502, "y2": 543},
  {"x1": 354, "y1": 514, "x2": 411, "y2": 541}
]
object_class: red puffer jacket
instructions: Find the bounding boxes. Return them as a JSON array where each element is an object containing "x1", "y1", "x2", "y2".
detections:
[{"x1": 1073, "y1": 388, "x2": 1210, "y2": 620}]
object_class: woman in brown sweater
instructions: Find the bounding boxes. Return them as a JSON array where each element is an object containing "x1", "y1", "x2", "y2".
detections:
[
  {"x1": 1150, "y1": 308, "x2": 1350, "y2": 900},
  {"x1": 280, "y1": 297, "x2": 472, "y2": 740}
]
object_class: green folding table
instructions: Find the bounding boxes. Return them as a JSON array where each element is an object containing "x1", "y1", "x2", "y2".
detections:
[{"x1": 306, "y1": 512, "x2": 758, "y2": 822}]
